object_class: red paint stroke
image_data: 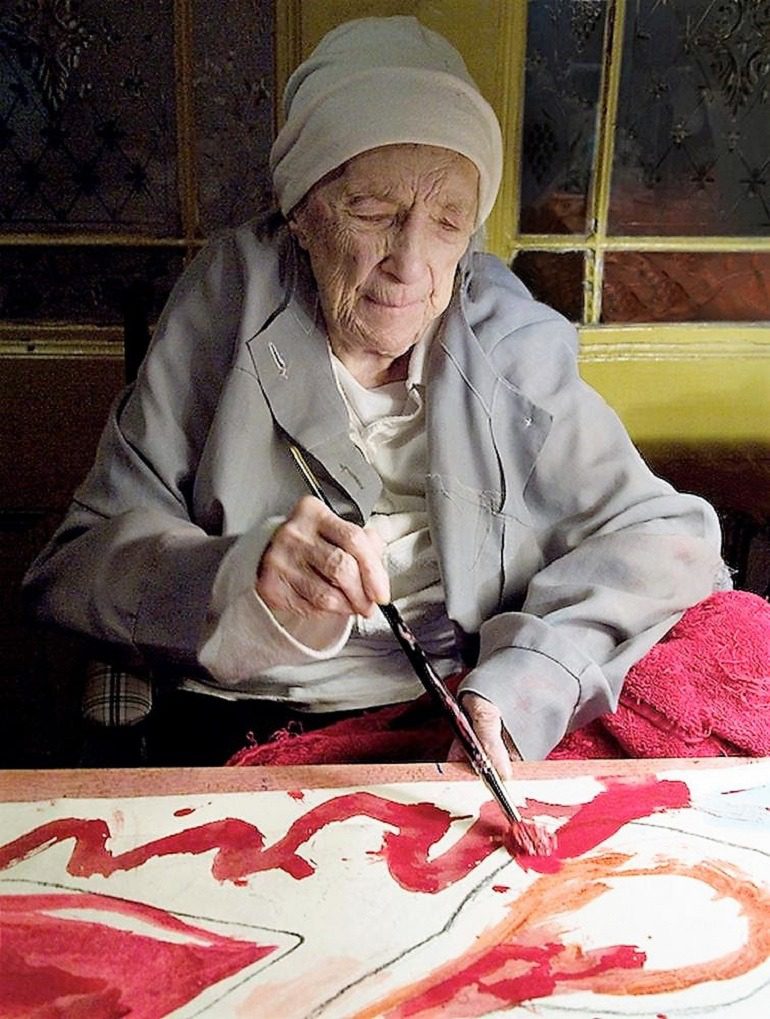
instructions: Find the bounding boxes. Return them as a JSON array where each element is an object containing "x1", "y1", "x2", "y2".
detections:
[
  {"x1": 173, "y1": 807, "x2": 195, "y2": 817},
  {"x1": 520, "y1": 776, "x2": 691, "y2": 875},
  {"x1": 389, "y1": 941, "x2": 645, "y2": 1018},
  {"x1": 352, "y1": 853, "x2": 770, "y2": 1018},
  {"x1": 0, "y1": 778, "x2": 690, "y2": 894},
  {"x1": 492, "y1": 885, "x2": 510, "y2": 893},
  {"x1": 0, "y1": 890, "x2": 274, "y2": 1019},
  {"x1": 287, "y1": 790, "x2": 305, "y2": 800}
]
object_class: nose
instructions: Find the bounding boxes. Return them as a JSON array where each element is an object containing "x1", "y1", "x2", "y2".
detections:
[{"x1": 381, "y1": 213, "x2": 429, "y2": 285}]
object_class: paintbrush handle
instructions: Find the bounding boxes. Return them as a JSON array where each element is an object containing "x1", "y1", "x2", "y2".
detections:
[
  {"x1": 378, "y1": 603, "x2": 524, "y2": 827},
  {"x1": 287, "y1": 443, "x2": 524, "y2": 828}
]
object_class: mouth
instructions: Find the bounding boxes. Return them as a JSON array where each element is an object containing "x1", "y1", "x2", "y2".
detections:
[{"x1": 363, "y1": 294, "x2": 424, "y2": 311}]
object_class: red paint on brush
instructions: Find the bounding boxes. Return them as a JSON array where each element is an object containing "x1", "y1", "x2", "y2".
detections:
[
  {"x1": 0, "y1": 779, "x2": 691, "y2": 893},
  {"x1": 0, "y1": 891, "x2": 274, "y2": 1019}
]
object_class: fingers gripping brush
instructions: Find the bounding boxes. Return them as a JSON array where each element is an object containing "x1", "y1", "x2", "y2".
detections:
[{"x1": 288, "y1": 443, "x2": 552, "y2": 857}]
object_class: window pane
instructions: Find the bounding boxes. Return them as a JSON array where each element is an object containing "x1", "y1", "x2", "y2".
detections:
[
  {"x1": 0, "y1": 247, "x2": 183, "y2": 325},
  {"x1": 611, "y1": 0, "x2": 770, "y2": 236},
  {"x1": 513, "y1": 250, "x2": 584, "y2": 321},
  {"x1": 0, "y1": 0, "x2": 179, "y2": 234},
  {"x1": 192, "y1": 0, "x2": 275, "y2": 233},
  {"x1": 520, "y1": 0, "x2": 606, "y2": 234},
  {"x1": 602, "y1": 251, "x2": 770, "y2": 322}
]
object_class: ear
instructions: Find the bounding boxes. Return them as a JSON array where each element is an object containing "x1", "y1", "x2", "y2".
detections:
[{"x1": 287, "y1": 213, "x2": 309, "y2": 251}]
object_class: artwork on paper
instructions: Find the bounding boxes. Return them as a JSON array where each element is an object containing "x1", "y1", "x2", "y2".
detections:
[{"x1": 1, "y1": 761, "x2": 770, "y2": 1017}]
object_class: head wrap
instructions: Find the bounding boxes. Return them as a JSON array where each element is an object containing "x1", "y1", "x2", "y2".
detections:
[{"x1": 270, "y1": 16, "x2": 503, "y2": 227}]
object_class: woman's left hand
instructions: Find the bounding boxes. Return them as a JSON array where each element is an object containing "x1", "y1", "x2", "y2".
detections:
[{"x1": 447, "y1": 692, "x2": 522, "y2": 778}]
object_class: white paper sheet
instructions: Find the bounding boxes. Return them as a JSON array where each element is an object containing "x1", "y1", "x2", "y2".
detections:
[{"x1": 2, "y1": 762, "x2": 769, "y2": 1017}]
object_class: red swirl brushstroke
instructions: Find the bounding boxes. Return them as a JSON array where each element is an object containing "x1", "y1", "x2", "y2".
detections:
[
  {"x1": 0, "y1": 890, "x2": 275, "y2": 1019},
  {"x1": 0, "y1": 778, "x2": 690, "y2": 893}
]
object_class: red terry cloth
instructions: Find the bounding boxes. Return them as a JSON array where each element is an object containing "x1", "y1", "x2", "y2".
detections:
[
  {"x1": 228, "y1": 591, "x2": 770, "y2": 767},
  {"x1": 228, "y1": 688, "x2": 459, "y2": 767},
  {"x1": 603, "y1": 590, "x2": 770, "y2": 758}
]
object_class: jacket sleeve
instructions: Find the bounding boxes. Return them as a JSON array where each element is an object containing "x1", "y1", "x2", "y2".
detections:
[
  {"x1": 24, "y1": 228, "x2": 354, "y2": 678},
  {"x1": 21, "y1": 235, "x2": 242, "y2": 670},
  {"x1": 197, "y1": 519, "x2": 352, "y2": 682},
  {"x1": 19, "y1": 235, "x2": 277, "y2": 678},
  {"x1": 458, "y1": 318, "x2": 726, "y2": 760}
]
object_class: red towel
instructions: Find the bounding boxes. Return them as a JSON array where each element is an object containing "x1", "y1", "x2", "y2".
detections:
[
  {"x1": 228, "y1": 591, "x2": 770, "y2": 767},
  {"x1": 605, "y1": 590, "x2": 770, "y2": 758},
  {"x1": 228, "y1": 684, "x2": 457, "y2": 767}
]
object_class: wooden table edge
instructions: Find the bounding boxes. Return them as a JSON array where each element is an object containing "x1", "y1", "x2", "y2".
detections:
[{"x1": 0, "y1": 757, "x2": 762, "y2": 801}]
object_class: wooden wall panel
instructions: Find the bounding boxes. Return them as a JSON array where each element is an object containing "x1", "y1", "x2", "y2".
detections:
[
  {"x1": 0, "y1": 358, "x2": 124, "y2": 510},
  {"x1": 0, "y1": 356, "x2": 124, "y2": 767}
]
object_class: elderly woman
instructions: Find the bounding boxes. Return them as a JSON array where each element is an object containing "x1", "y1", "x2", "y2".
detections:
[{"x1": 24, "y1": 17, "x2": 733, "y2": 768}]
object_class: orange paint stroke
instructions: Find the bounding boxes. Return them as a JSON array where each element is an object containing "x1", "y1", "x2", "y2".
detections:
[
  {"x1": 593, "y1": 857, "x2": 770, "y2": 996},
  {"x1": 350, "y1": 853, "x2": 770, "y2": 1018}
]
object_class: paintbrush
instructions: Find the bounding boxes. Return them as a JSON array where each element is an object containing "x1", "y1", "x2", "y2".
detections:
[{"x1": 288, "y1": 442, "x2": 551, "y2": 857}]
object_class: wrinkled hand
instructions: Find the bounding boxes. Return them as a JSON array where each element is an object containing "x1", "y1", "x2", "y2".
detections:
[
  {"x1": 447, "y1": 692, "x2": 522, "y2": 779},
  {"x1": 257, "y1": 496, "x2": 390, "y2": 638}
]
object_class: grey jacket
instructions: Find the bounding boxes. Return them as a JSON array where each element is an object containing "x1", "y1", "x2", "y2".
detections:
[{"x1": 23, "y1": 223, "x2": 724, "y2": 758}]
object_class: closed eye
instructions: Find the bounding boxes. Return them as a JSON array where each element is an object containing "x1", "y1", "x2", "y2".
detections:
[{"x1": 354, "y1": 213, "x2": 395, "y2": 224}]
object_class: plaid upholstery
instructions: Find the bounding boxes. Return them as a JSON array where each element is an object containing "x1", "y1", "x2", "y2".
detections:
[{"x1": 82, "y1": 660, "x2": 153, "y2": 727}]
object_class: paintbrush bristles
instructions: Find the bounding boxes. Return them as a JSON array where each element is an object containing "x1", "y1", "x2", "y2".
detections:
[
  {"x1": 487, "y1": 770, "x2": 553, "y2": 857},
  {"x1": 477, "y1": 754, "x2": 553, "y2": 857},
  {"x1": 506, "y1": 816, "x2": 555, "y2": 858}
]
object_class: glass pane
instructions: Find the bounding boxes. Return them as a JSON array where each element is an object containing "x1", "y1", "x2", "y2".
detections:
[
  {"x1": 602, "y1": 251, "x2": 770, "y2": 322},
  {"x1": 520, "y1": 0, "x2": 606, "y2": 234},
  {"x1": 0, "y1": 246, "x2": 184, "y2": 324},
  {"x1": 0, "y1": 0, "x2": 178, "y2": 234},
  {"x1": 611, "y1": 0, "x2": 770, "y2": 235},
  {"x1": 513, "y1": 250, "x2": 584, "y2": 321},
  {"x1": 192, "y1": 0, "x2": 275, "y2": 232}
]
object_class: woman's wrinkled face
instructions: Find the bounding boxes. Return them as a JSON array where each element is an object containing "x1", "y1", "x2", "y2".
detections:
[{"x1": 289, "y1": 144, "x2": 478, "y2": 382}]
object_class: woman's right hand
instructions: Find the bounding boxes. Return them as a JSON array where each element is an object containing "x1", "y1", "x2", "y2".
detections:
[{"x1": 256, "y1": 496, "x2": 390, "y2": 640}]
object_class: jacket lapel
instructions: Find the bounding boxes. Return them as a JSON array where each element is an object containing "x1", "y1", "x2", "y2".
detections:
[
  {"x1": 426, "y1": 281, "x2": 551, "y2": 507},
  {"x1": 246, "y1": 247, "x2": 381, "y2": 523},
  {"x1": 425, "y1": 280, "x2": 553, "y2": 630}
]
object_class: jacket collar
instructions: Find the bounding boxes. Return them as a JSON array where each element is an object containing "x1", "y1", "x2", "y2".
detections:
[{"x1": 246, "y1": 240, "x2": 382, "y2": 523}]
